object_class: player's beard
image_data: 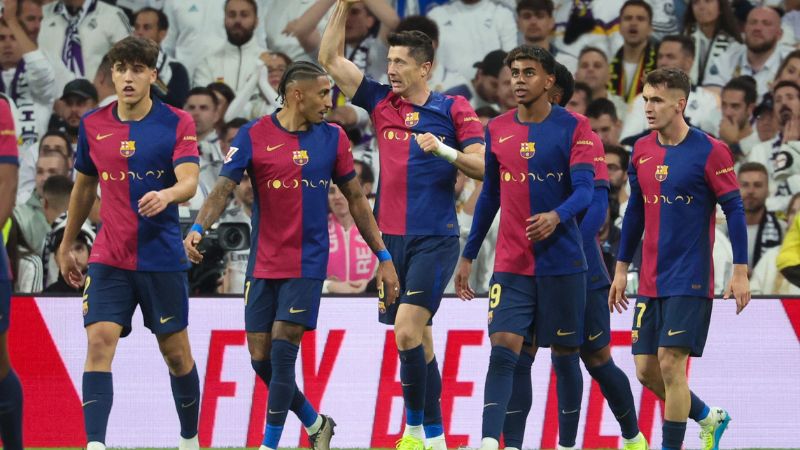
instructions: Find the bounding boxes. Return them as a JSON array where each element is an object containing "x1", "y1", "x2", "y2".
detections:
[{"x1": 226, "y1": 26, "x2": 254, "y2": 47}]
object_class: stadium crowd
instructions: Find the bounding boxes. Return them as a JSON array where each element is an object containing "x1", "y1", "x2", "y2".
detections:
[{"x1": 2, "y1": 0, "x2": 800, "y2": 296}]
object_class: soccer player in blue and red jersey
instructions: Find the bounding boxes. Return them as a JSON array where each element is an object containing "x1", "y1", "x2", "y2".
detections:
[
  {"x1": 0, "y1": 96, "x2": 22, "y2": 450},
  {"x1": 609, "y1": 68, "x2": 751, "y2": 450},
  {"x1": 499, "y1": 62, "x2": 648, "y2": 450},
  {"x1": 57, "y1": 37, "x2": 202, "y2": 450},
  {"x1": 454, "y1": 46, "x2": 595, "y2": 450},
  {"x1": 184, "y1": 61, "x2": 399, "y2": 450},
  {"x1": 320, "y1": 3, "x2": 485, "y2": 450}
]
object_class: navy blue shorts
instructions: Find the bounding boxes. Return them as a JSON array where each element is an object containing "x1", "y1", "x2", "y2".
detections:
[
  {"x1": 378, "y1": 235, "x2": 459, "y2": 325},
  {"x1": 631, "y1": 296, "x2": 713, "y2": 357},
  {"x1": 83, "y1": 263, "x2": 189, "y2": 337},
  {"x1": 581, "y1": 287, "x2": 612, "y2": 353},
  {"x1": 0, "y1": 280, "x2": 11, "y2": 333},
  {"x1": 244, "y1": 277, "x2": 323, "y2": 332},
  {"x1": 490, "y1": 272, "x2": 586, "y2": 348}
]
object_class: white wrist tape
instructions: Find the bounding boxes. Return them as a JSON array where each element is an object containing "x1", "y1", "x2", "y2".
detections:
[{"x1": 433, "y1": 141, "x2": 458, "y2": 163}]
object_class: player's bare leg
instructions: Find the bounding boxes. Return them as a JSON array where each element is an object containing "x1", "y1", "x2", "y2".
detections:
[
  {"x1": 422, "y1": 326, "x2": 446, "y2": 450},
  {"x1": 0, "y1": 332, "x2": 23, "y2": 450},
  {"x1": 157, "y1": 329, "x2": 200, "y2": 450},
  {"x1": 657, "y1": 347, "x2": 691, "y2": 449},
  {"x1": 394, "y1": 303, "x2": 433, "y2": 448},
  {"x1": 260, "y1": 322, "x2": 333, "y2": 450},
  {"x1": 83, "y1": 322, "x2": 123, "y2": 450}
]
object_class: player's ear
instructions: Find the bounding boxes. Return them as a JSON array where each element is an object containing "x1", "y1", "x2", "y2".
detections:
[
  {"x1": 545, "y1": 73, "x2": 555, "y2": 91},
  {"x1": 420, "y1": 61, "x2": 432, "y2": 78}
]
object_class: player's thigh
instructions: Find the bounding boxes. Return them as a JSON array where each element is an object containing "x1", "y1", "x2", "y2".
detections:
[
  {"x1": 83, "y1": 263, "x2": 138, "y2": 337},
  {"x1": 273, "y1": 278, "x2": 323, "y2": 333},
  {"x1": 134, "y1": 270, "x2": 190, "y2": 335},
  {"x1": 658, "y1": 296, "x2": 713, "y2": 357},
  {"x1": 631, "y1": 296, "x2": 661, "y2": 356},
  {"x1": 581, "y1": 287, "x2": 612, "y2": 355},
  {"x1": 397, "y1": 235, "x2": 459, "y2": 320},
  {"x1": 534, "y1": 272, "x2": 586, "y2": 349},
  {"x1": 247, "y1": 332, "x2": 272, "y2": 360},
  {"x1": 487, "y1": 272, "x2": 536, "y2": 344},
  {"x1": 245, "y1": 278, "x2": 278, "y2": 333},
  {"x1": 156, "y1": 328, "x2": 195, "y2": 375}
]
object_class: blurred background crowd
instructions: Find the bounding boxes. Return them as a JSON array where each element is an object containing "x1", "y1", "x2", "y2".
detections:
[{"x1": 2, "y1": 0, "x2": 800, "y2": 296}]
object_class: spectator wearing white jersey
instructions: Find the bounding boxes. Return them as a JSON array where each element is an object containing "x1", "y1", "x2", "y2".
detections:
[
  {"x1": 516, "y1": 0, "x2": 578, "y2": 72},
  {"x1": 682, "y1": 0, "x2": 744, "y2": 85}
]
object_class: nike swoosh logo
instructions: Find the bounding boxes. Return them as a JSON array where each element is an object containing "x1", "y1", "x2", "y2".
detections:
[
  {"x1": 266, "y1": 143, "x2": 284, "y2": 152},
  {"x1": 160, "y1": 316, "x2": 174, "y2": 324},
  {"x1": 82, "y1": 400, "x2": 97, "y2": 407},
  {"x1": 588, "y1": 331, "x2": 603, "y2": 341},
  {"x1": 561, "y1": 408, "x2": 579, "y2": 414},
  {"x1": 289, "y1": 307, "x2": 307, "y2": 314},
  {"x1": 484, "y1": 402, "x2": 498, "y2": 408},
  {"x1": 639, "y1": 156, "x2": 653, "y2": 164},
  {"x1": 268, "y1": 409, "x2": 287, "y2": 414},
  {"x1": 401, "y1": 382, "x2": 413, "y2": 387},
  {"x1": 506, "y1": 410, "x2": 523, "y2": 415},
  {"x1": 406, "y1": 290, "x2": 424, "y2": 296},
  {"x1": 498, "y1": 135, "x2": 514, "y2": 143},
  {"x1": 556, "y1": 329, "x2": 576, "y2": 336},
  {"x1": 96, "y1": 132, "x2": 113, "y2": 140},
  {"x1": 181, "y1": 399, "x2": 197, "y2": 408},
  {"x1": 667, "y1": 329, "x2": 687, "y2": 336}
]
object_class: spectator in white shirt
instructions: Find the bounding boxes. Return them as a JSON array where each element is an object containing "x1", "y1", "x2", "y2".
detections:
[
  {"x1": 161, "y1": 0, "x2": 227, "y2": 75},
  {"x1": 682, "y1": 0, "x2": 744, "y2": 85},
  {"x1": 621, "y1": 35, "x2": 722, "y2": 141},
  {"x1": 464, "y1": 49, "x2": 506, "y2": 110},
  {"x1": 39, "y1": 0, "x2": 131, "y2": 80},
  {"x1": 574, "y1": 46, "x2": 629, "y2": 120},
  {"x1": 223, "y1": 51, "x2": 288, "y2": 122},
  {"x1": 704, "y1": 6, "x2": 791, "y2": 98},
  {"x1": 50, "y1": 78, "x2": 97, "y2": 145},
  {"x1": 184, "y1": 87, "x2": 223, "y2": 192},
  {"x1": 516, "y1": 0, "x2": 578, "y2": 72},
  {"x1": 428, "y1": 0, "x2": 517, "y2": 82},
  {"x1": 719, "y1": 75, "x2": 761, "y2": 157},
  {"x1": 192, "y1": 0, "x2": 263, "y2": 92}
]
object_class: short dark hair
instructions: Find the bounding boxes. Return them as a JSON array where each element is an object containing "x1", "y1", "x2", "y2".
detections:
[
  {"x1": 133, "y1": 7, "x2": 169, "y2": 31},
  {"x1": 39, "y1": 130, "x2": 73, "y2": 158},
  {"x1": 573, "y1": 81, "x2": 592, "y2": 102},
  {"x1": 504, "y1": 45, "x2": 555, "y2": 75},
  {"x1": 644, "y1": 67, "x2": 690, "y2": 98},
  {"x1": 621, "y1": 0, "x2": 653, "y2": 24},
  {"x1": 579, "y1": 46, "x2": 608, "y2": 63},
  {"x1": 186, "y1": 86, "x2": 219, "y2": 108},
  {"x1": 738, "y1": 161, "x2": 769, "y2": 178},
  {"x1": 354, "y1": 160, "x2": 375, "y2": 185},
  {"x1": 276, "y1": 61, "x2": 329, "y2": 104},
  {"x1": 38, "y1": 148, "x2": 69, "y2": 171},
  {"x1": 773, "y1": 80, "x2": 800, "y2": 98},
  {"x1": 106, "y1": 36, "x2": 159, "y2": 69},
  {"x1": 777, "y1": 49, "x2": 800, "y2": 81},
  {"x1": 586, "y1": 97, "x2": 619, "y2": 121},
  {"x1": 553, "y1": 62, "x2": 574, "y2": 106},
  {"x1": 395, "y1": 16, "x2": 439, "y2": 45},
  {"x1": 723, "y1": 76, "x2": 758, "y2": 106},
  {"x1": 222, "y1": 117, "x2": 249, "y2": 137},
  {"x1": 605, "y1": 144, "x2": 629, "y2": 171},
  {"x1": 207, "y1": 81, "x2": 236, "y2": 105},
  {"x1": 474, "y1": 106, "x2": 500, "y2": 119},
  {"x1": 224, "y1": 0, "x2": 257, "y2": 14},
  {"x1": 659, "y1": 34, "x2": 695, "y2": 59},
  {"x1": 387, "y1": 30, "x2": 435, "y2": 65},
  {"x1": 42, "y1": 175, "x2": 74, "y2": 206},
  {"x1": 517, "y1": 0, "x2": 554, "y2": 16}
]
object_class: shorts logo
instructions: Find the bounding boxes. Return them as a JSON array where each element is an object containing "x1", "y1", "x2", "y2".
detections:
[
  {"x1": 292, "y1": 150, "x2": 309, "y2": 166},
  {"x1": 289, "y1": 307, "x2": 307, "y2": 314},
  {"x1": 667, "y1": 329, "x2": 687, "y2": 336},
  {"x1": 556, "y1": 329, "x2": 575, "y2": 336},
  {"x1": 520, "y1": 142, "x2": 536, "y2": 159},
  {"x1": 588, "y1": 331, "x2": 603, "y2": 341},
  {"x1": 655, "y1": 164, "x2": 669, "y2": 182},
  {"x1": 82, "y1": 300, "x2": 89, "y2": 316},
  {"x1": 631, "y1": 329, "x2": 639, "y2": 343},
  {"x1": 160, "y1": 316, "x2": 175, "y2": 324},
  {"x1": 487, "y1": 310, "x2": 493, "y2": 325},
  {"x1": 378, "y1": 300, "x2": 386, "y2": 314},
  {"x1": 405, "y1": 112, "x2": 419, "y2": 127},
  {"x1": 119, "y1": 140, "x2": 136, "y2": 158},
  {"x1": 406, "y1": 290, "x2": 424, "y2": 296}
]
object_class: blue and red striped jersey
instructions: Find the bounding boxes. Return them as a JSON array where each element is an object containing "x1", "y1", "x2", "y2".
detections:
[
  {"x1": 351, "y1": 77, "x2": 484, "y2": 236},
  {"x1": 618, "y1": 128, "x2": 741, "y2": 298},
  {"x1": 0, "y1": 99, "x2": 18, "y2": 281},
  {"x1": 219, "y1": 113, "x2": 355, "y2": 280},
  {"x1": 74, "y1": 99, "x2": 200, "y2": 271},
  {"x1": 464, "y1": 106, "x2": 597, "y2": 276}
]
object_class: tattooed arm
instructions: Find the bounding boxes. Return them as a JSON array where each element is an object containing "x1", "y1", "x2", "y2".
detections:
[{"x1": 183, "y1": 176, "x2": 238, "y2": 264}]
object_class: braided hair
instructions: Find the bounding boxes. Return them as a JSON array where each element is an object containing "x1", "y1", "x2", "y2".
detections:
[{"x1": 276, "y1": 61, "x2": 329, "y2": 105}]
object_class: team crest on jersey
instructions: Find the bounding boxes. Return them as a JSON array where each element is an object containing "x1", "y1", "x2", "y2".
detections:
[
  {"x1": 119, "y1": 140, "x2": 136, "y2": 158},
  {"x1": 631, "y1": 329, "x2": 639, "y2": 343},
  {"x1": 404, "y1": 112, "x2": 419, "y2": 127},
  {"x1": 520, "y1": 142, "x2": 536, "y2": 159},
  {"x1": 292, "y1": 150, "x2": 309, "y2": 166},
  {"x1": 655, "y1": 165, "x2": 669, "y2": 182}
]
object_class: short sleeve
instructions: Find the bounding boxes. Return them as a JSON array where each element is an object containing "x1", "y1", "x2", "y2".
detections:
[
  {"x1": 0, "y1": 99, "x2": 17, "y2": 165},
  {"x1": 590, "y1": 131, "x2": 609, "y2": 188},
  {"x1": 351, "y1": 77, "x2": 391, "y2": 113},
  {"x1": 449, "y1": 95, "x2": 485, "y2": 149},
  {"x1": 569, "y1": 115, "x2": 597, "y2": 172},
  {"x1": 74, "y1": 120, "x2": 97, "y2": 176},
  {"x1": 218, "y1": 124, "x2": 254, "y2": 184},
  {"x1": 333, "y1": 126, "x2": 356, "y2": 185},
  {"x1": 173, "y1": 112, "x2": 200, "y2": 166},
  {"x1": 705, "y1": 140, "x2": 739, "y2": 202}
]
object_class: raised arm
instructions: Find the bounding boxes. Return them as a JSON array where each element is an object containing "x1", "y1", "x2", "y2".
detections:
[
  {"x1": 3, "y1": 0, "x2": 57, "y2": 104},
  {"x1": 282, "y1": 0, "x2": 336, "y2": 54},
  {"x1": 363, "y1": 0, "x2": 399, "y2": 43},
  {"x1": 319, "y1": 0, "x2": 365, "y2": 99}
]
